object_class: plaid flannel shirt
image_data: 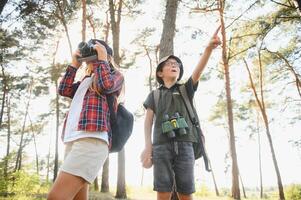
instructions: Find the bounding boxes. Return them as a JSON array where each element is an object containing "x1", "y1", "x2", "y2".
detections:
[{"x1": 59, "y1": 60, "x2": 124, "y2": 139}]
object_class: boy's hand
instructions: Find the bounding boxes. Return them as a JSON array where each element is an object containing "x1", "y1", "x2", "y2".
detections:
[
  {"x1": 71, "y1": 49, "x2": 82, "y2": 68},
  {"x1": 94, "y1": 41, "x2": 108, "y2": 61},
  {"x1": 207, "y1": 26, "x2": 221, "y2": 50},
  {"x1": 140, "y1": 147, "x2": 153, "y2": 169}
]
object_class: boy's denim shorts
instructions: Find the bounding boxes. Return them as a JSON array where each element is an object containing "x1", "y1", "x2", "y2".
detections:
[{"x1": 152, "y1": 141, "x2": 195, "y2": 194}]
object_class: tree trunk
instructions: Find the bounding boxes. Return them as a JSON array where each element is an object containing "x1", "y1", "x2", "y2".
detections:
[
  {"x1": 46, "y1": 136, "x2": 51, "y2": 183},
  {"x1": 244, "y1": 55, "x2": 285, "y2": 200},
  {"x1": 103, "y1": 11, "x2": 110, "y2": 43},
  {"x1": 82, "y1": 0, "x2": 87, "y2": 42},
  {"x1": 258, "y1": 51, "x2": 285, "y2": 200},
  {"x1": 109, "y1": 0, "x2": 122, "y2": 64},
  {"x1": 0, "y1": 65, "x2": 7, "y2": 127},
  {"x1": 115, "y1": 148, "x2": 127, "y2": 199},
  {"x1": 257, "y1": 113, "x2": 263, "y2": 198},
  {"x1": 53, "y1": 81, "x2": 60, "y2": 181},
  {"x1": 101, "y1": 158, "x2": 110, "y2": 192},
  {"x1": 29, "y1": 115, "x2": 39, "y2": 175},
  {"x1": 145, "y1": 46, "x2": 153, "y2": 92},
  {"x1": 218, "y1": 1, "x2": 240, "y2": 199},
  {"x1": 15, "y1": 83, "x2": 32, "y2": 171},
  {"x1": 54, "y1": 0, "x2": 73, "y2": 56},
  {"x1": 159, "y1": 0, "x2": 178, "y2": 59},
  {"x1": 4, "y1": 95, "x2": 11, "y2": 179},
  {"x1": 209, "y1": 160, "x2": 219, "y2": 196},
  {"x1": 94, "y1": 177, "x2": 99, "y2": 191},
  {"x1": 87, "y1": 14, "x2": 96, "y2": 39},
  {"x1": 239, "y1": 173, "x2": 246, "y2": 198}
]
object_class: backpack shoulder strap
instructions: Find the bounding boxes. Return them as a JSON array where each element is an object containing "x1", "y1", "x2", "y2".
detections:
[
  {"x1": 178, "y1": 85, "x2": 198, "y2": 127},
  {"x1": 106, "y1": 94, "x2": 117, "y2": 124},
  {"x1": 179, "y1": 84, "x2": 211, "y2": 171},
  {"x1": 153, "y1": 89, "x2": 160, "y2": 115}
]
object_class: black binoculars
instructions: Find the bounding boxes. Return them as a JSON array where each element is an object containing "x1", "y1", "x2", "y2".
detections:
[{"x1": 161, "y1": 112, "x2": 188, "y2": 138}]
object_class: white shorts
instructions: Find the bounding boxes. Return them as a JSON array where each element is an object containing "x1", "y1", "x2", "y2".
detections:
[{"x1": 60, "y1": 137, "x2": 108, "y2": 184}]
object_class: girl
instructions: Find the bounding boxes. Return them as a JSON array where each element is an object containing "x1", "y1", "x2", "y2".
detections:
[{"x1": 48, "y1": 40, "x2": 124, "y2": 200}]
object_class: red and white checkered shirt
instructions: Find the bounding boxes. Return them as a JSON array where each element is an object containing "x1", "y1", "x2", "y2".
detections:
[{"x1": 59, "y1": 60, "x2": 124, "y2": 140}]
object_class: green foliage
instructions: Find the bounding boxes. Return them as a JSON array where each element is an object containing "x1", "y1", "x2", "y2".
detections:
[
  {"x1": 0, "y1": 169, "x2": 48, "y2": 199},
  {"x1": 195, "y1": 184, "x2": 211, "y2": 197},
  {"x1": 286, "y1": 184, "x2": 301, "y2": 200}
]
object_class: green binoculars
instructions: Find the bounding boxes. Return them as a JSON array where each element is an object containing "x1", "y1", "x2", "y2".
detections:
[{"x1": 161, "y1": 113, "x2": 188, "y2": 138}]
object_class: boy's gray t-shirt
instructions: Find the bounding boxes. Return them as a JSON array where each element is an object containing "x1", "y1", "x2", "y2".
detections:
[{"x1": 143, "y1": 77, "x2": 199, "y2": 145}]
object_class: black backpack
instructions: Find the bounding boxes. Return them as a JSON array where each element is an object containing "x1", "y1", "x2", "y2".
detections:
[
  {"x1": 153, "y1": 85, "x2": 211, "y2": 171},
  {"x1": 106, "y1": 94, "x2": 134, "y2": 153}
]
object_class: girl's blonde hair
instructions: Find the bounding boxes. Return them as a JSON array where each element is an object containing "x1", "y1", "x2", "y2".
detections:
[{"x1": 86, "y1": 55, "x2": 119, "y2": 95}]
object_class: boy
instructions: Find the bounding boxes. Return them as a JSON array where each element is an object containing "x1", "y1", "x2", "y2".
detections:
[{"x1": 141, "y1": 26, "x2": 221, "y2": 200}]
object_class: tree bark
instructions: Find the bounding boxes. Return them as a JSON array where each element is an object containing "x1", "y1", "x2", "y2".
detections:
[
  {"x1": 144, "y1": 46, "x2": 153, "y2": 92},
  {"x1": 54, "y1": 0, "x2": 73, "y2": 56},
  {"x1": 15, "y1": 82, "x2": 32, "y2": 171},
  {"x1": 52, "y1": 40, "x2": 60, "y2": 182},
  {"x1": 109, "y1": 0, "x2": 122, "y2": 64},
  {"x1": 4, "y1": 94, "x2": 11, "y2": 180},
  {"x1": 243, "y1": 55, "x2": 285, "y2": 200},
  {"x1": 53, "y1": 80, "x2": 59, "y2": 181},
  {"x1": 257, "y1": 113, "x2": 263, "y2": 199},
  {"x1": 239, "y1": 173, "x2": 246, "y2": 198},
  {"x1": 29, "y1": 115, "x2": 39, "y2": 175},
  {"x1": 82, "y1": 0, "x2": 87, "y2": 42},
  {"x1": 101, "y1": 158, "x2": 110, "y2": 192},
  {"x1": 94, "y1": 177, "x2": 99, "y2": 191},
  {"x1": 218, "y1": 0, "x2": 240, "y2": 199},
  {"x1": 159, "y1": 0, "x2": 178, "y2": 59},
  {"x1": 115, "y1": 148, "x2": 127, "y2": 199},
  {"x1": 0, "y1": 65, "x2": 7, "y2": 127}
]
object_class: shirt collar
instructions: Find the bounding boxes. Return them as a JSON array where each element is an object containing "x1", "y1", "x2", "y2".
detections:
[{"x1": 159, "y1": 81, "x2": 181, "y2": 90}]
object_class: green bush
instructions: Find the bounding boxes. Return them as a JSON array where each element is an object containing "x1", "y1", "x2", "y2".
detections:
[{"x1": 286, "y1": 184, "x2": 301, "y2": 200}]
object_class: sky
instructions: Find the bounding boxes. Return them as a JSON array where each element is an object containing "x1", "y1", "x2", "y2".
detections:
[{"x1": 1, "y1": 0, "x2": 300, "y2": 191}]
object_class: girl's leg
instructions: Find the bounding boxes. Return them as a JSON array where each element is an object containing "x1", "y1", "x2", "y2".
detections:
[
  {"x1": 47, "y1": 171, "x2": 87, "y2": 200},
  {"x1": 74, "y1": 183, "x2": 89, "y2": 200},
  {"x1": 157, "y1": 192, "x2": 171, "y2": 200}
]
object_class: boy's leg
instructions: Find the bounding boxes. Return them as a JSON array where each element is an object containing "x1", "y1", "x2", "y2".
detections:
[
  {"x1": 47, "y1": 171, "x2": 87, "y2": 200},
  {"x1": 157, "y1": 192, "x2": 171, "y2": 200},
  {"x1": 174, "y1": 142, "x2": 195, "y2": 196},
  {"x1": 153, "y1": 143, "x2": 174, "y2": 197},
  {"x1": 178, "y1": 193, "x2": 193, "y2": 200}
]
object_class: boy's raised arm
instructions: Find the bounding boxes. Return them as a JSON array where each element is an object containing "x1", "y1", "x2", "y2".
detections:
[{"x1": 191, "y1": 26, "x2": 221, "y2": 85}]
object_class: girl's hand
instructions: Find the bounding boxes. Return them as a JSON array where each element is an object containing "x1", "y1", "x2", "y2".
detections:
[
  {"x1": 71, "y1": 50, "x2": 82, "y2": 68},
  {"x1": 94, "y1": 41, "x2": 108, "y2": 61},
  {"x1": 207, "y1": 26, "x2": 221, "y2": 50}
]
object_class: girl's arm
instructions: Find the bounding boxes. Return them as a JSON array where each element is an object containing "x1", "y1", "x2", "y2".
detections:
[
  {"x1": 58, "y1": 50, "x2": 82, "y2": 98},
  {"x1": 92, "y1": 42, "x2": 124, "y2": 94},
  {"x1": 92, "y1": 61, "x2": 124, "y2": 94}
]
